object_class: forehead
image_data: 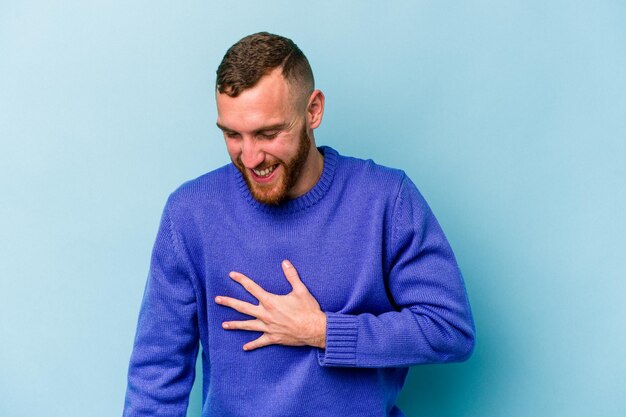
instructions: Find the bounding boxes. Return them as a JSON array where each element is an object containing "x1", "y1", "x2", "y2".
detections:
[{"x1": 216, "y1": 68, "x2": 298, "y2": 132}]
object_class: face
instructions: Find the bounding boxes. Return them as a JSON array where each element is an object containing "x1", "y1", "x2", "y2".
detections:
[
  {"x1": 216, "y1": 68, "x2": 323, "y2": 205},
  {"x1": 235, "y1": 123, "x2": 310, "y2": 205}
]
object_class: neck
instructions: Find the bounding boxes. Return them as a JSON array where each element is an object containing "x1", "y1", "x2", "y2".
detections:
[{"x1": 287, "y1": 145, "x2": 324, "y2": 199}]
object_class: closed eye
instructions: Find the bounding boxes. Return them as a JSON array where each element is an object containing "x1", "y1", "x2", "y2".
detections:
[
  {"x1": 258, "y1": 131, "x2": 279, "y2": 140},
  {"x1": 224, "y1": 131, "x2": 241, "y2": 139}
]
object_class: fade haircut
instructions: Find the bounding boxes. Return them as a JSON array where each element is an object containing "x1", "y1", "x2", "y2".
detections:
[{"x1": 216, "y1": 32, "x2": 314, "y2": 104}]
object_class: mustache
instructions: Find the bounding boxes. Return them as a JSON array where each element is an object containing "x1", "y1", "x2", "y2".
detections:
[{"x1": 235, "y1": 157, "x2": 281, "y2": 170}]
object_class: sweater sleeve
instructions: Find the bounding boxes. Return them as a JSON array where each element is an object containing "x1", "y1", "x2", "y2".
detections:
[
  {"x1": 123, "y1": 198, "x2": 200, "y2": 416},
  {"x1": 318, "y1": 175, "x2": 475, "y2": 368}
]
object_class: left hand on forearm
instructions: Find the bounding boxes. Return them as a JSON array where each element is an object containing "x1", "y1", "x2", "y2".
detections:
[{"x1": 215, "y1": 260, "x2": 327, "y2": 351}]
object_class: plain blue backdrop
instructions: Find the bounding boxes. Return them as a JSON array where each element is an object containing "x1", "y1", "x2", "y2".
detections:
[{"x1": 1, "y1": 1, "x2": 625, "y2": 416}]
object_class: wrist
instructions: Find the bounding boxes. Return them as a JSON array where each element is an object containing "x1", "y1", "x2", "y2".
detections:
[{"x1": 308, "y1": 311, "x2": 327, "y2": 348}]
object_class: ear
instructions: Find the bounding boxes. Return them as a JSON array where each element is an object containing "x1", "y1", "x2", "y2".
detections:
[{"x1": 306, "y1": 90, "x2": 325, "y2": 129}]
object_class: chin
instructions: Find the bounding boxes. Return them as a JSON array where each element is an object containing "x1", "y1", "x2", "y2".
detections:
[
  {"x1": 250, "y1": 188, "x2": 289, "y2": 205},
  {"x1": 244, "y1": 174, "x2": 289, "y2": 206}
]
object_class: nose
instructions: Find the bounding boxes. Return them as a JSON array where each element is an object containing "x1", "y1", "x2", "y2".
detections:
[{"x1": 240, "y1": 137, "x2": 264, "y2": 169}]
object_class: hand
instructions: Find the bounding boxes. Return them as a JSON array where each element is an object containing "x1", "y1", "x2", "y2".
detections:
[{"x1": 215, "y1": 260, "x2": 327, "y2": 351}]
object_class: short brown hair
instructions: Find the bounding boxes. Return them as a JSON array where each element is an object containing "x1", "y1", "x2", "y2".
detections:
[{"x1": 216, "y1": 32, "x2": 314, "y2": 101}]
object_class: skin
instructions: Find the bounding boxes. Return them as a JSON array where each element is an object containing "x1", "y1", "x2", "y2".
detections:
[
  {"x1": 215, "y1": 261, "x2": 327, "y2": 350},
  {"x1": 216, "y1": 67, "x2": 325, "y2": 204},
  {"x1": 215, "y1": 68, "x2": 328, "y2": 351}
]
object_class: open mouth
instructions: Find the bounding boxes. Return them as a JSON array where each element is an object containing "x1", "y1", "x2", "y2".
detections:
[{"x1": 252, "y1": 164, "x2": 279, "y2": 178}]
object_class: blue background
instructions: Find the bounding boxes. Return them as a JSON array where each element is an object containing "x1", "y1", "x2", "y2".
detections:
[{"x1": 1, "y1": 1, "x2": 625, "y2": 416}]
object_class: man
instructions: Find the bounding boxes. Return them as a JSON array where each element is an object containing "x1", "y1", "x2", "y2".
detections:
[{"x1": 123, "y1": 32, "x2": 475, "y2": 417}]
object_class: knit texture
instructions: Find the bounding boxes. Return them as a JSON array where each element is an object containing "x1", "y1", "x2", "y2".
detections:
[{"x1": 123, "y1": 146, "x2": 475, "y2": 417}]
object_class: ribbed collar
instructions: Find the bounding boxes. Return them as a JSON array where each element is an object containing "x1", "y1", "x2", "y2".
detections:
[{"x1": 232, "y1": 145, "x2": 338, "y2": 214}]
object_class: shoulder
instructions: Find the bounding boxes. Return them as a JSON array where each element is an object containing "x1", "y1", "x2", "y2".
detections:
[
  {"x1": 163, "y1": 163, "x2": 234, "y2": 215},
  {"x1": 328, "y1": 147, "x2": 432, "y2": 221},
  {"x1": 329, "y1": 146, "x2": 409, "y2": 201}
]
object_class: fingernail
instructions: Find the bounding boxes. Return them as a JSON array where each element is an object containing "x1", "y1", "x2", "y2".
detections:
[
  {"x1": 243, "y1": 346, "x2": 249, "y2": 351},
  {"x1": 222, "y1": 322, "x2": 229, "y2": 329},
  {"x1": 283, "y1": 260, "x2": 291, "y2": 268},
  {"x1": 229, "y1": 272, "x2": 236, "y2": 278},
  {"x1": 215, "y1": 296, "x2": 222, "y2": 303}
]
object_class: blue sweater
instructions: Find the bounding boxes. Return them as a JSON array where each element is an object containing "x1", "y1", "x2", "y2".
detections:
[{"x1": 123, "y1": 146, "x2": 475, "y2": 417}]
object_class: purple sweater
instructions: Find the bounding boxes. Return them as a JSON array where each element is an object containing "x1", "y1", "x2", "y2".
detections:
[{"x1": 123, "y1": 146, "x2": 475, "y2": 417}]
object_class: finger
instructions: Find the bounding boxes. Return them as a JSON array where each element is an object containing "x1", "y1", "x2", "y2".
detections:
[
  {"x1": 243, "y1": 334, "x2": 273, "y2": 351},
  {"x1": 222, "y1": 319, "x2": 266, "y2": 332},
  {"x1": 281, "y1": 260, "x2": 305, "y2": 291},
  {"x1": 229, "y1": 271, "x2": 269, "y2": 301},
  {"x1": 215, "y1": 296, "x2": 260, "y2": 317}
]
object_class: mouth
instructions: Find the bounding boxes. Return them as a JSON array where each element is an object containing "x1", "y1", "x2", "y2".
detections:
[{"x1": 250, "y1": 163, "x2": 280, "y2": 182}]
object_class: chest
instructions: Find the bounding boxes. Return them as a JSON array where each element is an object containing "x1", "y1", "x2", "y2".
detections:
[{"x1": 195, "y1": 209, "x2": 393, "y2": 314}]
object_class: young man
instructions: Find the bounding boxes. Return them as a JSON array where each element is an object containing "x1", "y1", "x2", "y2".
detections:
[{"x1": 124, "y1": 32, "x2": 475, "y2": 417}]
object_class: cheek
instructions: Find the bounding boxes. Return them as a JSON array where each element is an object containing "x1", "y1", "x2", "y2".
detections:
[
  {"x1": 270, "y1": 136, "x2": 299, "y2": 159},
  {"x1": 224, "y1": 140, "x2": 241, "y2": 159}
]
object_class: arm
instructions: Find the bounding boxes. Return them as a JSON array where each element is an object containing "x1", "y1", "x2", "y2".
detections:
[
  {"x1": 215, "y1": 175, "x2": 475, "y2": 368},
  {"x1": 123, "y1": 198, "x2": 200, "y2": 416},
  {"x1": 318, "y1": 175, "x2": 475, "y2": 367}
]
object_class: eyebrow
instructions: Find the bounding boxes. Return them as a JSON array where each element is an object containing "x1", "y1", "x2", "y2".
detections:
[{"x1": 216, "y1": 122, "x2": 288, "y2": 134}]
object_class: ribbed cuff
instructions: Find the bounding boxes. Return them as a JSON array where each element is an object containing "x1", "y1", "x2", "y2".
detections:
[{"x1": 317, "y1": 312, "x2": 358, "y2": 367}]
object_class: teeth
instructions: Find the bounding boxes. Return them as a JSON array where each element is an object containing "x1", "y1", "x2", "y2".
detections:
[{"x1": 253, "y1": 164, "x2": 277, "y2": 177}]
